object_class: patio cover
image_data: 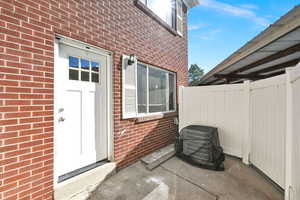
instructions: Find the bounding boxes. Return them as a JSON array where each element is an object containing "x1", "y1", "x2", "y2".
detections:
[{"x1": 199, "y1": 5, "x2": 300, "y2": 85}]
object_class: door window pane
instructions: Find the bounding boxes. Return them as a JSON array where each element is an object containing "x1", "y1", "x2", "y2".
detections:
[
  {"x1": 81, "y1": 71, "x2": 89, "y2": 81},
  {"x1": 69, "y1": 69, "x2": 79, "y2": 80},
  {"x1": 91, "y1": 62, "x2": 99, "y2": 72},
  {"x1": 169, "y1": 73, "x2": 175, "y2": 110},
  {"x1": 92, "y1": 73, "x2": 99, "y2": 83},
  {"x1": 81, "y1": 59, "x2": 90, "y2": 69},
  {"x1": 148, "y1": 67, "x2": 167, "y2": 113},
  {"x1": 69, "y1": 56, "x2": 79, "y2": 68},
  {"x1": 137, "y1": 64, "x2": 147, "y2": 113}
]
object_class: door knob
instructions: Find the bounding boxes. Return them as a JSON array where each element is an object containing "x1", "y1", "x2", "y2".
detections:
[{"x1": 58, "y1": 117, "x2": 65, "y2": 122}]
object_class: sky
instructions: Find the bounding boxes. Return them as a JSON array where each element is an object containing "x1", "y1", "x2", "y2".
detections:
[{"x1": 188, "y1": 0, "x2": 299, "y2": 73}]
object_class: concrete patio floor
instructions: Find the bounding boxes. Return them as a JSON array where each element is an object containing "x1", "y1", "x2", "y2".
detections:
[{"x1": 89, "y1": 156, "x2": 284, "y2": 200}]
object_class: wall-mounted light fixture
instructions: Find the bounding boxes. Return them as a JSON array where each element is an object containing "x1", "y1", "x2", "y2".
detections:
[{"x1": 128, "y1": 54, "x2": 137, "y2": 65}]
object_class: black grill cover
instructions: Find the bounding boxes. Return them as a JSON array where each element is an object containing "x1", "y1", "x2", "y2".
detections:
[{"x1": 175, "y1": 125, "x2": 225, "y2": 171}]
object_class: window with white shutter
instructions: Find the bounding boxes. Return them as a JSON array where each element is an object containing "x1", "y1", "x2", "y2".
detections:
[
  {"x1": 122, "y1": 55, "x2": 138, "y2": 119},
  {"x1": 122, "y1": 57, "x2": 177, "y2": 119}
]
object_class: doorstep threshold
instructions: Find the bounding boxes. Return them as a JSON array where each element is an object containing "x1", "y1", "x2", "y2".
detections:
[
  {"x1": 58, "y1": 160, "x2": 109, "y2": 183},
  {"x1": 54, "y1": 162, "x2": 116, "y2": 200}
]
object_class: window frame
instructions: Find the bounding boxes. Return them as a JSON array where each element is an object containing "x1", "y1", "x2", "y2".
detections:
[
  {"x1": 138, "y1": 0, "x2": 184, "y2": 36},
  {"x1": 136, "y1": 62, "x2": 177, "y2": 117}
]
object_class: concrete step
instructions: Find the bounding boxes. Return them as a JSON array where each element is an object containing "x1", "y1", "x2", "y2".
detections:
[
  {"x1": 141, "y1": 144, "x2": 175, "y2": 170},
  {"x1": 54, "y1": 162, "x2": 116, "y2": 200}
]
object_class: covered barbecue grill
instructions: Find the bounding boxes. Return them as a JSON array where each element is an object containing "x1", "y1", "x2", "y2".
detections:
[{"x1": 175, "y1": 125, "x2": 225, "y2": 171}]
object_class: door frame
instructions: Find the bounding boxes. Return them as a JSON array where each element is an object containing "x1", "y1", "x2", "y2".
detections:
[{"x1": 53, "y1": 35, "x2": 114, "y2": 186}]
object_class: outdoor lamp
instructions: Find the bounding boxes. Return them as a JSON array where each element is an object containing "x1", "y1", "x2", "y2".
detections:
[{"x1": 128, "y1": 54, "x2": 137, "y2": 65}]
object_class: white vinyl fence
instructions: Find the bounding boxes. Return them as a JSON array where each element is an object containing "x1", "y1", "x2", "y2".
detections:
[
  {"x1": 179, "y1": 84, "x2": 246, "y2": 158},
  {"x1": 250, "y1": 75, "x2": 286, "y2": 188},
  {"x1": 179, "y1": 64, "x2": 300, "y2": 199},
  {"x1": 286, "y1": 66, "x2": 300, "y2": 200}
]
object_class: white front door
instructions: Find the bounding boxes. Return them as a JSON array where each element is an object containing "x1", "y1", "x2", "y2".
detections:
[{"x1": 55, "y1": 39, "x2": 110, "y2": 178}]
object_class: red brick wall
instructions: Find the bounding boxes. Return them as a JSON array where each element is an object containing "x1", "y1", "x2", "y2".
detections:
[{"x1": 0, "y1": 0, "x2": 188, "y2": 199}]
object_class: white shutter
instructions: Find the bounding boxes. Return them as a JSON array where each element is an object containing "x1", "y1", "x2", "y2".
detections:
[
  {"x1": 176, "y1": 0, "x2": 183, "y2": 36},
  {"x1": 122, "y1": 55, "x2": 138, "y2": 119}
]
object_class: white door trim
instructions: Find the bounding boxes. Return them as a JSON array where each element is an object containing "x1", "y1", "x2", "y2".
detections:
[{"x1": 53, "y1": 35, "x2": 114, "y2": 187}]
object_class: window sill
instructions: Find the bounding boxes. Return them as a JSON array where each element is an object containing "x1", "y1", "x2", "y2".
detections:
[
  {"x1": 134, "y1": 0, "x2": 180, "y2": 37},
  {"x1": 135, "y1": 112, "x2": 178, "y2": 123}
]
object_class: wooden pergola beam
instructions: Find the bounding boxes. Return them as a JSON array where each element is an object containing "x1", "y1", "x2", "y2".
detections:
[
  {"x1": 205, "y1": 57, "x2": 300, "y2": 85},
  {"x1": 214, "y1": 74, "x2": 267, "y2": 80}
]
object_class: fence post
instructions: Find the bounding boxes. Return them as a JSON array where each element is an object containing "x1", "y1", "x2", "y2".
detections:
[
  {"x1": 178, "y1": 85, "x2": 185, "y2": 132},
  {"x1": 285, "y1": 67, "x2": 293, "y2": 200},
  {"x1": 242, "y1": 80, "x2": 251, "y2": 165}
]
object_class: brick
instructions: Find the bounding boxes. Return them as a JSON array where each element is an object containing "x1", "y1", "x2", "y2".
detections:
[
  {"x1": 0, "y1": 145, "x2": 18, "y2": 153},
  {"x1": 4, "y1": 183, "x2": 30, "y2": 199},
  {"x1": 5, "y1": 112, "x2": 31, "y2": 118},
  {"x1": 19, "y1": 162, "x2": 43, "y2": 174},
  {"x1": 21, "y1": 46, "x2": 43, "y2": 55},
  {"x1": 20, "y1": 94, "x2": 43, "y2": 99},
  {"x1": 20, "y1": 151, "x2": 43, "y2": 161},
  {"x1": 3, "y1": 172, "x2": 31, "y2": 185},
  {"x1": 5, "y1": 74, "x2": 31, "y2": 81},
  {"x1": 21, "y1": 69, "x2": 44, "y2": 77},
  {"x1": 20, "y1": 106, "x2": 43, "y2": 112},
  {"x1": 6, "y1": 62, "x2": 32, "y2": 70},
  {"x1": 5, "y1": 100, "x2": 31, "y2": 106},
  {"x1": 0, "y1": 80, "x2": 18, "y2": 87},
  {"x1": 5, "y1": 124, "x2": 31, "y2": 132},
  {"x1": 0, "y1": 93, "x2": 18, "y2": 99},
  {"x1": 4, "y1": 136, "x2": 31, "y2": 145},
  {"x1": 0, "y1": 27, "x2": 20, "y2": 37},
  {"x1": 0, "y1": 1, "x2": 14, "y2": 10},
  {"x1": 21, "y1": 21, "x2": 44, "y2": 33},
  {"x1": 4, "y1": 160, "x2": 31, "y2": 171},
  {"x1": 0, "y1": 119, "x2": 17, "y2": 126},
  {"x1": 20, "y1": 128, "x2": 43, "y2": 136},
  {"x1": 20, "y1": 82, "x2": 43, "y2": 88},
  {"x1": 1, "y1": 8, "x2": 28, "y2": 22},
  {"x1": 0, "y1": 41, "x2": 19, "y2": 49},
  {"x1": 0, "y1": 132, "x2": 18, "y2": 140},
  {"x1": 0, "y1": 157, "x2": 17, "y2": 166},
  {"x1": 21, "y1": 33, "x2": 44, "y2": 43},
  {"x1": 6, "y1": 24, "x2": 33, "y2": 36},
  {"x1": 0, "y1": 53, "x2": 19, "y2": 62},
  {"x1": 6, "y1": 49, "x2": 32, "y2": 58},
  {"x1": 0, "y1": 182, "x2": 17, "y2": 192},
  {"x1": 5, "y1": 148, "x2": 31, "y2": 158},
  {"x1": 6, "y1": 87, "x2": 31, "y2": 93},
  {"x1": 20, "y1": 57, "x2": 43, "y2": 65},
  {"x1": 32, "y1": 100, "x2": 53, "y2": 105},
  {"x1": 0, "y1": 14, "x2": 20, "y2": 25},
  {"x1": 19, "y1": 140, "x2": 43, "y2": 149},
  {"x1": 2, "y1": 169, "x2": 18, "y2": 179},
  {"x1": 32, "y1": 111, "x2": 52, "y2": 117}
]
